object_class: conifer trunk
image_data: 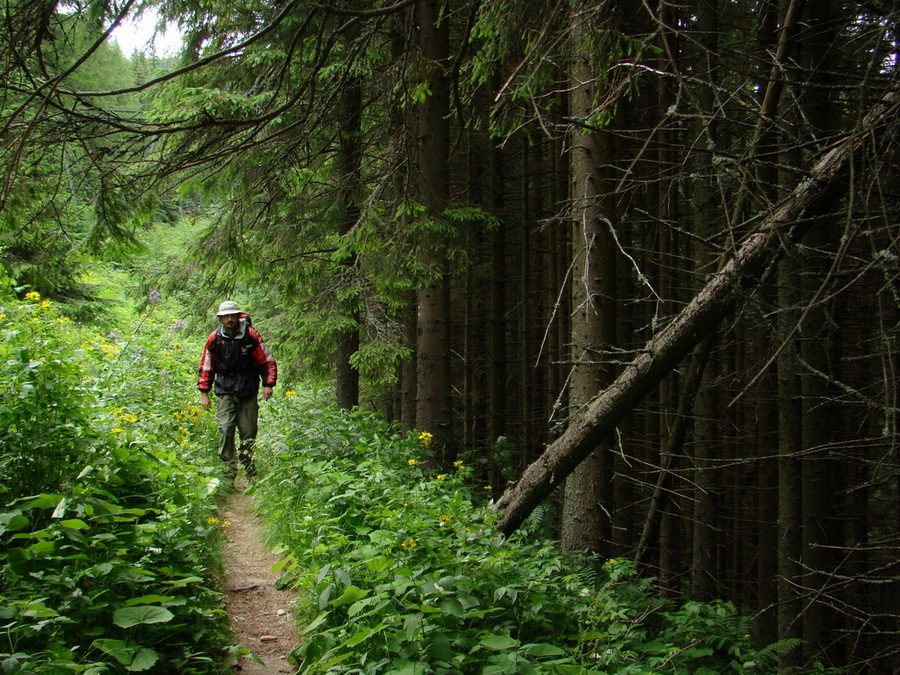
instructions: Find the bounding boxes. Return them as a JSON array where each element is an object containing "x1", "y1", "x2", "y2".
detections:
[
  {"x1": 559, "y1": 0, "x2": 619, "y2": 554},
  {"x1": 415, "y1": 0, "x2": 453, "y2": 462},
  {"x1": 335, "y1": 62, "x2": 362, "y2": 410}
]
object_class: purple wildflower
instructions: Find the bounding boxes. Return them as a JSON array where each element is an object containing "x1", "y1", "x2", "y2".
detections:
[
  {"x1": 170, "y1": 319, "x2": 185, "y2": 331},
  {"x1": 148, "y1": 290, "x2": 161, "y2": 304}
]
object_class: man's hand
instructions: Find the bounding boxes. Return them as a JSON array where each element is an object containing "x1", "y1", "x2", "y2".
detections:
[
  {"x1": 262, "y1": 386, "x2": 274, "y2": 401},
  {"x1": 200, "y1": 391, "x2": 211, "y2": 410}
]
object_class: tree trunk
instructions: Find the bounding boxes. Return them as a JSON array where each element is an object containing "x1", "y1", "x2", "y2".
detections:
[
  {"x1": 335, "y1": 63, "x2": 362, "y2": 410},
  {"x1": 520, "y1": 135, "x2": 535, "y2": 462},
  {"x1": 400, "y1": 296, "x2": 417, "y2": 430},
  {"x1": 797, "y1": 3, "x2": 844, "y2": 662},
  {"x1": 415, "y1": 0, "x2": 453, "y2": 462},
  {"x1": 688, "y1": 0, "x2": 721, "y2": 603},
  {"x1": 777, "y1": 255, "x2": 804, "y2": 666},
  {"x1": 492, "y1": 94, "x2": 899, "y2": 535},
  {"x1": 559, "y1": 0, "x2": 619, "y2": 554},
  {"x1": 488, "y1": 127, "x2": 507, "y2": 450}
]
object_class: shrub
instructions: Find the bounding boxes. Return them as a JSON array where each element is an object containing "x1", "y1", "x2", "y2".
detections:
[
  {"x1": 253, "y1": 390, "x2": 792, "y2": 674},
  {"x1": 0, "y1": 286, "x2": 232, "y2": 673}
]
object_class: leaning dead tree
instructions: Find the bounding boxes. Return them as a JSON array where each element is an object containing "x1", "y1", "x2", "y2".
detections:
[{"x1": 492, "y1": 93, "x2": 900, "y2": 537}]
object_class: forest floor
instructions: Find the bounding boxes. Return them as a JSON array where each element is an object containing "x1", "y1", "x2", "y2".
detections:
[{"x1": 220, "y1": 478, "x2": 300, "y2": 673}]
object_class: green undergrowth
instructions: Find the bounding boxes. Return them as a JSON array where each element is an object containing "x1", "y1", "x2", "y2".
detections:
[
  {"x1": 0, "y1": 278, "x2": 236, "y2": 673},
  {"x1": 252, "y1": 390, "x2": 797, "y2": 674}
]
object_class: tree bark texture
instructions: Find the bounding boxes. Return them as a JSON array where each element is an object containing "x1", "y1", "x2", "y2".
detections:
[
  {"x1": 415, "y1": 0, "x2": 453, "y2": 461},
  {"x1": 335, "y1": 64, "x2": 362, "y2": 410},
  {"x1": 559, "y1": 0, "x2": 620, "y2": 554}
]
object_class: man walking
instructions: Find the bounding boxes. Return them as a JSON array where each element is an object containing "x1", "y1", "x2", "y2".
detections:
[{"x1": 198, "y1": 301, "x2": 277, "y2": 481}]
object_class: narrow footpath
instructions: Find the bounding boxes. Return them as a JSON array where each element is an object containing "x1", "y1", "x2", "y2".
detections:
[{"x1": 220, "y1": 481, "x2": 300, "y2": 673}]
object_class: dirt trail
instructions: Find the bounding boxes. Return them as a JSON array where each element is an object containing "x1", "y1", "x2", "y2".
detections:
[{"x1": 220, "y1": 482, "x2": 299, "y2": 673}]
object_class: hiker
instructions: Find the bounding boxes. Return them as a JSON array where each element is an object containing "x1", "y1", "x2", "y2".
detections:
[{"x1": 198, "y1": 300, "x2": 277, "y2": 480}]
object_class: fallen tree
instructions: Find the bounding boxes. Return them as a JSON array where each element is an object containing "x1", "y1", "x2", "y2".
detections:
[{"x1": 492, "y1": 93, "x2": 900, "y2": 537}]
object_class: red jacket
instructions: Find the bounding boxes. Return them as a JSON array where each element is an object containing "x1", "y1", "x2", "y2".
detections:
[{"x1": 198, "y1": 315, "x2": 277, "y2": 398}]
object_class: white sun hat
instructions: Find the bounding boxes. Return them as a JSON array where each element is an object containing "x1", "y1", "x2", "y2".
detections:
[{"x1": 216, "y1": 300, "x2": 241, "y2": 316}]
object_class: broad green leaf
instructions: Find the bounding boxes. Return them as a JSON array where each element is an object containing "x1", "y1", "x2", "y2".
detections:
[
  {"x1": 425, "y1": 633, "x2": 452, "y2": 660},
  {"x1": 301, "y1": 611, "x2": 331, "y2": 634},
  {"x1": 124, "y1": 595, "x2": 183, "y2": 606},
  {"x1": 31, "y1": 540, "x2": 55, "y2": 556},
  {"x1": 20, "y1": 494, "x2": 63, "y2": 511},
  {"x1": 480, "y1": 634, "x2": 519, "y2": 651},
  {"x1": 333, "y1": 568, "x2": 352, "y2": 586},
  {"x1": 0, "y1": 511, "x2": 29, "y2": 535},
  {"x1": 438, "y1": 597, "x2": 465, "y2": 617},
  {"x1": 165, "y1": 575, "x2": 203, "y2": 586},
  {"x1": 330, "y1": 585, "x2": 367, "y2": 608},
  {"x1": 523, "y1": 643, "x2": 567, "y2": 657},
  {"x1": 113, "y1": 606, "x2": 174, "y2": 628},
  {"x1": 52, "y1": 497, "x2": 70, "y2": 518},
  {"x1": 384, "y1": 659, "x2": 426, "y2": 675},
  {"x1": 126, "y1": 647, "x2": 159, "y2": 672},
  {"x1": 59, "y1": 519, "x2": 90, "y2": 530},
  {"x1": 92, "y1": 639, "x2": 132, "y2": 665},
  {"x1": 344, "y1": 626, "x2": 374, "y2": 647},
  {"x1": 363, "y1": 555, "x2": 392, "y2": 572}
]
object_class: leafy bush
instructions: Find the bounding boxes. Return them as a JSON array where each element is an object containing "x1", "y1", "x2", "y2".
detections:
[
  {"x1": 0, "y1": 292, "x2": 96, "y2": 501},
  {"x1": 0, "y1": 286, "x2": 233, "y2": 673},
  {"x1": 253, "y1": 390, "x2": 794, "y2": 674}
]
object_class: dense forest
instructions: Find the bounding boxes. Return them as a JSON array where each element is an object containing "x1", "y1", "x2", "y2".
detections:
[{"x1": 1, "y1": 0, "x2": 899, "y2": 672}]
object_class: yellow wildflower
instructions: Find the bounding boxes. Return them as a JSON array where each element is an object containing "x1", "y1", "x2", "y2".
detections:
[
  {"x1": 438, "y1": 514, "x2": 451, "y2": 524},
  {"x1": 453, "y1": 460, "x2": 464, "y2": 469},
  {"x1": 40, "y1": 299, "x2": 51, "y2": 308},
  {"x1": 484, "y1": 485, "x2": 492, "y2": 491},
  {"x1": 407, "y1": 459, "x2": 417, "y2": 467},
  {"x1": 111, "y1": 428, "x2": 124, "y2": 435},
  {"x1": 401, "y1": 539, "x2": 417, "y2": 551},
  {"x1": 100, "y1": 344, "x2": 120, "y2": 357},
  {"x1": 437, "y1": 474, "x2": 447, "y2": 481},
  {"x1": 418, "y1": 431, "x2": 433, "y2": 449},
  {"x1": 206, "y1": 517, "x2": 220, "y2": 526},
  {"x1": 0, "y1": 314, "x2": 5, "y2": 321},
  {"x1": 284, "y1": 390, "x2": 296, "y2": 397},
  {"x1": 25, "y1": 291, "x2": 40, "y2": 302}
]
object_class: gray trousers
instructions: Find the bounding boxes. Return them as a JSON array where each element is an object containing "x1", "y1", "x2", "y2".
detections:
[{"x1": 214, "y1": 394, "x2": 258, "y2": 476}]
